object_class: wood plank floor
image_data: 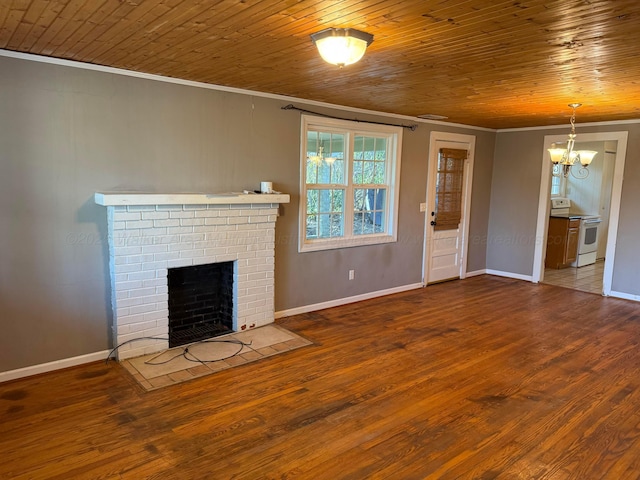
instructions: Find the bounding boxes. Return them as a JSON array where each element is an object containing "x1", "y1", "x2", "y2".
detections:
[{"x1": 2, "y1": 275, "x2": 640, "y2": 479}]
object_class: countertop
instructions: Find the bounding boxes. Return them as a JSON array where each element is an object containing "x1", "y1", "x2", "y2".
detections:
[{"x1": 550, "y1": 213, "x2": 582, "y2": 219}]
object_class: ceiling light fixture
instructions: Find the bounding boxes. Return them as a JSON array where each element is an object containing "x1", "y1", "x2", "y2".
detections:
[
  {"x1": 548, "y1": 103, "x2": 597, "y2": 179},
  {"x1": 310, "y1": 28, "x2": 374, "y2": 67}
]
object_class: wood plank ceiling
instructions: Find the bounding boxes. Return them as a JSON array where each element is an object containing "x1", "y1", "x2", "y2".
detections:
[{"x1": 0, "y1": 0, "x2": 639, "y2": 129}]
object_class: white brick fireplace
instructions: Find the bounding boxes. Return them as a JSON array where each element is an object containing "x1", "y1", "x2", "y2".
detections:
[{"x1": 95, "y1": 192, "x2": 290, "y2": 360}]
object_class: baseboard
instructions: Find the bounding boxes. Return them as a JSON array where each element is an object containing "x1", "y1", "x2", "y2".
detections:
[
  {"x1": 0, "y1": 350, "x2": 111, "y2": 384},
  {"x1": 608, "y1": 290, "x2": 640, "y2": 302},
  {"x1": 3, "y1": 283, "x2": 422, "y2": 381},
  {"x1": 275, "y1": 283, "x2": 424, "y2": 319},
  {"x1": 464, "y1": 269, "x2": 487, "y2": 278},
  {"x1": 486, "y1": 269, "x2": 533, "y2": 282}
]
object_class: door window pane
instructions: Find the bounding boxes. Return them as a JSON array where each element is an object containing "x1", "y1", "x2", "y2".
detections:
[{"x1": 434, "y1": 148, "x2": 466, "y2": 231}]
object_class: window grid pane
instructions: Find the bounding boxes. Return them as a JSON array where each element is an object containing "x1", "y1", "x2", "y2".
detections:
[
  {"x1": 307, "y1": 130, "x2": 346, "y2": 185},
  {"x1": 306, "y1": 188, "x2": 345, "y2": 239},
  {"x1": 353, "y1": 188, "x2": 387, "y2": 235},
  {"x1": 353, "y1": 135, "x2": 387, "y2": 185}
]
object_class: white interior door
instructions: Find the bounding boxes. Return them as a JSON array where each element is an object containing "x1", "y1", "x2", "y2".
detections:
[
  {"x1": 423, "y1": 133, "x2": 475, "y2": 285},
  {"x1": 429, "y1": 226, "x2": 462, "y2": 283}
]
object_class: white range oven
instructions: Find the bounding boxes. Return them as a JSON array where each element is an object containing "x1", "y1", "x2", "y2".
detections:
[{"x1": 572, "y1": 215, "x2": 602, "y2": 267}]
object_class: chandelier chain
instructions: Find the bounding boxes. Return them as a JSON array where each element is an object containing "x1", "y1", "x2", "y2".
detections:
[{"x1": 547, "y1": 103, "x2": 596, "y2": 179}]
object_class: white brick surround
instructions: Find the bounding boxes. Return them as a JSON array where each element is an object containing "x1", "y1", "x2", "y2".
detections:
[{"x1": 96, "y1": 193, "x2": 289, "y2": 360}]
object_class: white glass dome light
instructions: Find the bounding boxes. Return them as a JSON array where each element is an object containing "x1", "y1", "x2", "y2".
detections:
[{"x1": 310, "y1": 28, "x2": 374, "y2": 67}]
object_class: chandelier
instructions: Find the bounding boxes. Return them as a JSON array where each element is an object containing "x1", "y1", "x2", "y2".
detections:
[
  {"x1": 308, "y1": 145, "x2": 336, "y2": 165},
  {"x1": 310, "y1": 28, "x2": 374, "y2": 67},
  {"x1": 547, "y1": 103, "x2": 597, "y2": 179}
]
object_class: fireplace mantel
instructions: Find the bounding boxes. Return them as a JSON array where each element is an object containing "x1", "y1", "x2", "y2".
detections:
[
  {"x1": 95, "y1": 191, "x2": 290, "y2": 206},
  {"x1": 95, "y1": 190, "x2": 289, "y2": 360}
]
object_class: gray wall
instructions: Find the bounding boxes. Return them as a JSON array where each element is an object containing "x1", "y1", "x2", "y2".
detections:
[
  {"x1": 487, "y1": 131, "x2": 550, "y2": 275},
  {"x1": 467, "y1": 129, "x2": 498, "y2": 273},
  {"x1": 488, "y1": 123, "x2": 640, "y2": 296},
  {"x1": 0, "y1": 56, "x2": 494, "y2": 372},
  {"x1": 610, "y1": 125, "x2": 640, "y2": 294}
]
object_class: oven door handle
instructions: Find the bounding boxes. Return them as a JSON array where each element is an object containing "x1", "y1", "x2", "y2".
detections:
[{"x1": 583, "y1": 219, "x2": 602, "y2": 225}]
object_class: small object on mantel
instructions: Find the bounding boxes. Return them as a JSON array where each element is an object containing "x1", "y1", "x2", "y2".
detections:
[
  {"x1": 260, "y1": 181, "x2": 273, "y2": 194},
  {"x1": 243, "y1": 188, "x2": 283, "y2": 195}
]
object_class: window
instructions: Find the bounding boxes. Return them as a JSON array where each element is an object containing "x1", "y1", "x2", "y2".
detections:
[
  {"x1": 550, "y1": 168, "x2": 566, "y2": 197},
  {"x1": 299, "y1": 115, "x2": 402, "y2": 252},
  {"x1": 550, "y1": 173, "x2": 561, "y2": 196}
]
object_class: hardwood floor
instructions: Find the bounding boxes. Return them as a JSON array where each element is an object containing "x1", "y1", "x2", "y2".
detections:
[{"x1": 2, "y1": 275, "x2": 640, "y2": 479}]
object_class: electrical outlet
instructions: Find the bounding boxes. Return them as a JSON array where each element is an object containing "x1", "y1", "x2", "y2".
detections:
[
  {"x1": 349, "y1": 270, "x2": 355, "y2": 280},
  {"x1": 420, "y1": 202, "x2": 427, "y2": 212}
]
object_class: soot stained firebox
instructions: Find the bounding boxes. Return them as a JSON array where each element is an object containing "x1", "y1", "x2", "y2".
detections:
[{"x1": 168, "y1": 261, "x2": 234, "y2": 348}]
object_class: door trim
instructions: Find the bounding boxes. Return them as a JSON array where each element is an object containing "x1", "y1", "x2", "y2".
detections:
[
  {"x1": 532, "y1": 131, "x2": 628, "y2": 295},
  {"x1": 422, "y1": 131, "x2": 476, "y2": 285}
]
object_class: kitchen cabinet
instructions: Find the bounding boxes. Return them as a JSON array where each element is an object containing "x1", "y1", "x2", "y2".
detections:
[{"x1": 545, "y1": 217, "x2": 580, "y2": 269}]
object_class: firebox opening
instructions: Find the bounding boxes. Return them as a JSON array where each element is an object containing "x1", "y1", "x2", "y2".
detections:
[{"x1": 168, "y1": 261, "x2": 234, "y2": 348}]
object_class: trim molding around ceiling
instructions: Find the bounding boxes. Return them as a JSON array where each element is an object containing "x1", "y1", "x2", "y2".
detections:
[
  {"x1": 497, "y1": 118, "x2": 640, "y2": 133},
  {"x1": 0, "y1": 49, "x2": 495, "y2": 132}
]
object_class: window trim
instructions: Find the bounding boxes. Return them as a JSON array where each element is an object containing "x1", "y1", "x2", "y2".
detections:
[{"x1": 299, "y1": 114, "x2": 403, "y2": 253}]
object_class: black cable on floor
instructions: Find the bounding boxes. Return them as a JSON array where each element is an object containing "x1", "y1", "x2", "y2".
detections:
[
  {"x1": 105, "y1": 336, "x2": 169, "y2": 364},
  {"x1": 145, "y1": 338, "x2": 249, "y2": 365},
  {"x1": 105, "y1": 336, "x2": 252, "y2": 365}
]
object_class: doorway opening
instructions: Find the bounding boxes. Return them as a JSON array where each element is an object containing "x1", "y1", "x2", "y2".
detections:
[
  {"x1": 532, "y1": 131, "x2": 628, "y2": 296},
  {"x1": 542, "y1": 140, "x2": 617, "y2": 294}
]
